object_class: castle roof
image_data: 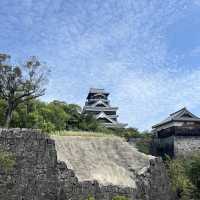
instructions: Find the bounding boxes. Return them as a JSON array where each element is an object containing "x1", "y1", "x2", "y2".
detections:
[
  {"x1": 152, "y1": 107, "x2": 200, "y2": 129},
  {"x1": 87, "y1": 88, "x2": 109, "y2": 100},
  {"x1": 89, "y1": 88, "x2": 109, "y2": 94},
  {"x1": 83, "y1": 88, "x2": 127, "y2": 128}
]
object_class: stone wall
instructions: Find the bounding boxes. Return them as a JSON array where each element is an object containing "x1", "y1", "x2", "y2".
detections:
[
  {"x1": 153, "y1": 135, "x2": 200, "y2": 157},
  {"x1": 174, "y1": 136, "x2": 200, "y2": 156},
  {"x1": 0, "y1": 129, "x2": 174, "y2": 200},
  {"x1": 0, "y1": 128, "x2": 58, "y2": 200}
]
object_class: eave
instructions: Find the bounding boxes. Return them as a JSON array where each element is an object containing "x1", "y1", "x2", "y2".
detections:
[{"x1": 83, "y1": 106, "x2": 118, "y2": 112}]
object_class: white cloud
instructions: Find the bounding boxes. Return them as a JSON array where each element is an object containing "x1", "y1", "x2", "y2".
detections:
[
  {"x1": 1, "y1": 0, "x2": 199, "y2": 130},
  {"x1": 112, "y1": 67, "x2": 200, "y2": 130}
]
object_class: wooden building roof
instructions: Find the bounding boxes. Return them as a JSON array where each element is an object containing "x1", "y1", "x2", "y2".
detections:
[
  {"x1": 152, "y1": 107, "x2": 200, "y2": 129},
  {"x1": 87, "y1": 88, "x2": 109, "y2": 99},
  {"x1": 89, "y1": 88, "x2": 108, "y2": 94}
]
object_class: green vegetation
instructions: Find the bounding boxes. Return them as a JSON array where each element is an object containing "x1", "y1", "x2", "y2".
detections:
[
  {"x1": 0, "y1": 99, "x2": 104, "y2": 133},
  {"x1": 85, "y1": 195, "x2": 129, "y2": 200},
  {"x1": 134, "y1": 133, "x2": 152, "y2": 154},
  {"x1": 0, "y1": 150, "x2": 15, "y2": 172},
  {"x1": 112, "y1": 196, "x2": 129, "y2": 200},
  {"x1": 0, "y1": 54, "x2": 48, "y2": 127},
  {"x1": 51, "y1": 130, "x2": 116, "y2": 137},
  {"x1": 0, "y1": 98, "x2": 152, "y2": 142},
  {"x1": 86, "y1": 196, "x2": 95, "y2": 200},
  {"x1": 165, "y1": 154, "x2": 200, "y2": 200}
]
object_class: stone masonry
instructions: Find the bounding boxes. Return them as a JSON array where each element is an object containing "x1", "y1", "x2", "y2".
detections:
[{"x1": 0, "y1": 129, "x2": 174, "y2": 200}]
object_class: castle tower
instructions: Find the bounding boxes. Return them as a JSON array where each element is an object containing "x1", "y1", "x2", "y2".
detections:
[{"x1": 82, "y1": 88, "x2": 127, "y2": 128}]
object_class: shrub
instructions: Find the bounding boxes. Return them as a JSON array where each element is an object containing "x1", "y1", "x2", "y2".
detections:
[
  {"x1": 165, "y1": 156, "x2": 196, "y2": 200},
  {"x1": 135, "y1": 137, "x2": 152, "y2": 154},
  {"x1": 86, "y1": 195, "x2": 95, "y2": 200},
  {"x1": 0, "y1": 150, "x2": 15, "y2": 172},
  {"x1": 184, "y1": 153, "x2": 200, "y2": 199},
  {"x1": 112, "y1": 196, "x2": 129, "y2": 200}
]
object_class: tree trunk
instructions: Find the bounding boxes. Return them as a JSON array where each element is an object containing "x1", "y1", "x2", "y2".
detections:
[{"x1": 5, "y1": 104, "x2": 13, "y2": 128}]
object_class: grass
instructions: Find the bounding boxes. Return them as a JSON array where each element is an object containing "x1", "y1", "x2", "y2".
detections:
[{"x1": 50, "y1": 130, "x2": 118, "y2": 138}]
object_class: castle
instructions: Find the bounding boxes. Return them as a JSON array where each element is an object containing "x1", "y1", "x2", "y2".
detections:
[{"x1": 82, "y1": 88, "x2": 127, "y2": 128}]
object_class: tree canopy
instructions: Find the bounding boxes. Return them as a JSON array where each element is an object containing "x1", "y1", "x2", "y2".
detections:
[{"x1": 0, "y1": 54, "x2": 48, "y2": 127}]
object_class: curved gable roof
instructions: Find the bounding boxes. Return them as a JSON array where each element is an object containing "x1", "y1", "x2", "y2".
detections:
[{"x1": 152, "y1": 107, "x2": 200, "y2": 128}]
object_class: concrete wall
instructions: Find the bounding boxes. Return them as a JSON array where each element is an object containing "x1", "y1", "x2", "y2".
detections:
[{"x1": 0, "y1": 129, "x2": 174, "y2": 200}]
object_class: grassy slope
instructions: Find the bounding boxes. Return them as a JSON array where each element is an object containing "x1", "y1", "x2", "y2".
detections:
[{"x1": 51, "y1": 130, "x2": 117, "y2": 138}]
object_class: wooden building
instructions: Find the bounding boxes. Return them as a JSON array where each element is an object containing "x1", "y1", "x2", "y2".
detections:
[
  {"x1": 82, "y1": 88, "x2": 127, "y2": 128},
  {"x1": 152, "y1": 107, "x2": 200, "y2": 157}
]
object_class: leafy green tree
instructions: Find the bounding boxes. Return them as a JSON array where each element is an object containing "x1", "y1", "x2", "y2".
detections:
[
  {"x1": 78, "y1": 114, "x2": 103, "y2": 132},
  {"x1": 46, "y1": 102, "x2": 69, "y2": 130},
  {"x1": 0, "y1": 53, "x2": 48, "y2": 127}
]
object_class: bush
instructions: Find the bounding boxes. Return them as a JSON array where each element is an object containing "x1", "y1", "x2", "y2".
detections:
[
  {"x1": 165, "y1": 156, "x2": 197, "y2": 200},
  {"x1": 184, "y1": 153, "x2": 200, "y2": 199},
  {"x1": 0, "y1": 150, "x2": 15, "y2": 172},
  {"x1": 135, "y1": 137, "x2": 152, "y2": 154},
  {"x1": 112, "y1": 196, "x2": 129, "y2": 200},
  {"x1": 86, "y1": 195, "x2": 95, "y2": 200}
]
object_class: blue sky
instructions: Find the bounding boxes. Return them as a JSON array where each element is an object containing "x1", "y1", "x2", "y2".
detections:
[{"x1": 1, "y1": 0, "x2": 200, "y2": 130}]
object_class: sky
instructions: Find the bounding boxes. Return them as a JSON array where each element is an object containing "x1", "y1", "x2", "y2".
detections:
[{"x1": 1, "y1": 0, "x2": 200, "y2": 130}]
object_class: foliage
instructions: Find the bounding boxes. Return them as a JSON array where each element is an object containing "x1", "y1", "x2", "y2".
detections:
[
  {"x1": 108, "y1": 127, "x2": 141, "y2": 139},
  {"x1": 0, "y1": 92, "x2": 152, "y2": 141},
  {"x1": 165, "y1": 155, "x2": 199, "y2": 200},
  {"x1": 0, "y1": 53, "x2": 48, "y2": 127},
  {"x1": 111, "y1": 128, "x2": 153, "y2": 154},
  {"x1": 135, "y1": 136, "x2": 152, "y2": 154},
  {"x1": 0, "y1": 99, "x2": 6, "y2": 126},
  {"x1": 86, "y1": 195, "x2": 95, "y2": 200},
  {"x1": 112, "y1": 196, "x2": 129, "y2": 200},
  {"x1": 0, "y1": 99, "x2": 105, "y2": 133},
  {"x1": 0, "y1": 150, "x2": 15, "y2": 172},
  {"x1": 51, "y1": 130, "x2": 116, "y2": 138},
  {"x1": 184, "y1": 153, "x2": 200, "y2": 199}
]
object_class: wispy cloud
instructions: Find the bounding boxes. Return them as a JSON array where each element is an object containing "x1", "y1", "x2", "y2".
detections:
[
  {"x1": 0, "y1": 0, "x2": 200, "y2": 130},
  {"x1": 194, "y1": 0, "x2": 200, "y2": 6}
]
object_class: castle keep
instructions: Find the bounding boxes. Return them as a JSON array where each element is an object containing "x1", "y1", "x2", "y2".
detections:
[
  {"x1": 82, "y1": 88, "x2": 127, "y2": 128},
  {"x1": 152, "y1": 107, "x2": 200, "y2": 157}
]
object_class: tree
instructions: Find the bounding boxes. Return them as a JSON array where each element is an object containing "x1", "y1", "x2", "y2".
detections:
[{"x1": 0, "y1": 53, "x2": 48, "y2": 127}]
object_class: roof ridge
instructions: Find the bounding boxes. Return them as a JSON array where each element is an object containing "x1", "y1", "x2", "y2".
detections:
[
  {"x1": 170, "y1": 107, "x2": 187, "y2": 116},
  {"x1": 89, "y1": 88, "x2": 109, "y2": 94}
]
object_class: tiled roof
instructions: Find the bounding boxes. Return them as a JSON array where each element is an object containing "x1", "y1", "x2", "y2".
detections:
[
  {"x1": 152, "y1": 107, "x2": 200, "y2": 128},
  {"x1": 89, "y1": 88, "x2": 109, "y2": 94}
]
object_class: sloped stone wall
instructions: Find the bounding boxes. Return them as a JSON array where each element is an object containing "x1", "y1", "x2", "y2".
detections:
[{"x1": 0, "y1": 129, "x2": 174, "y2": 200}]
